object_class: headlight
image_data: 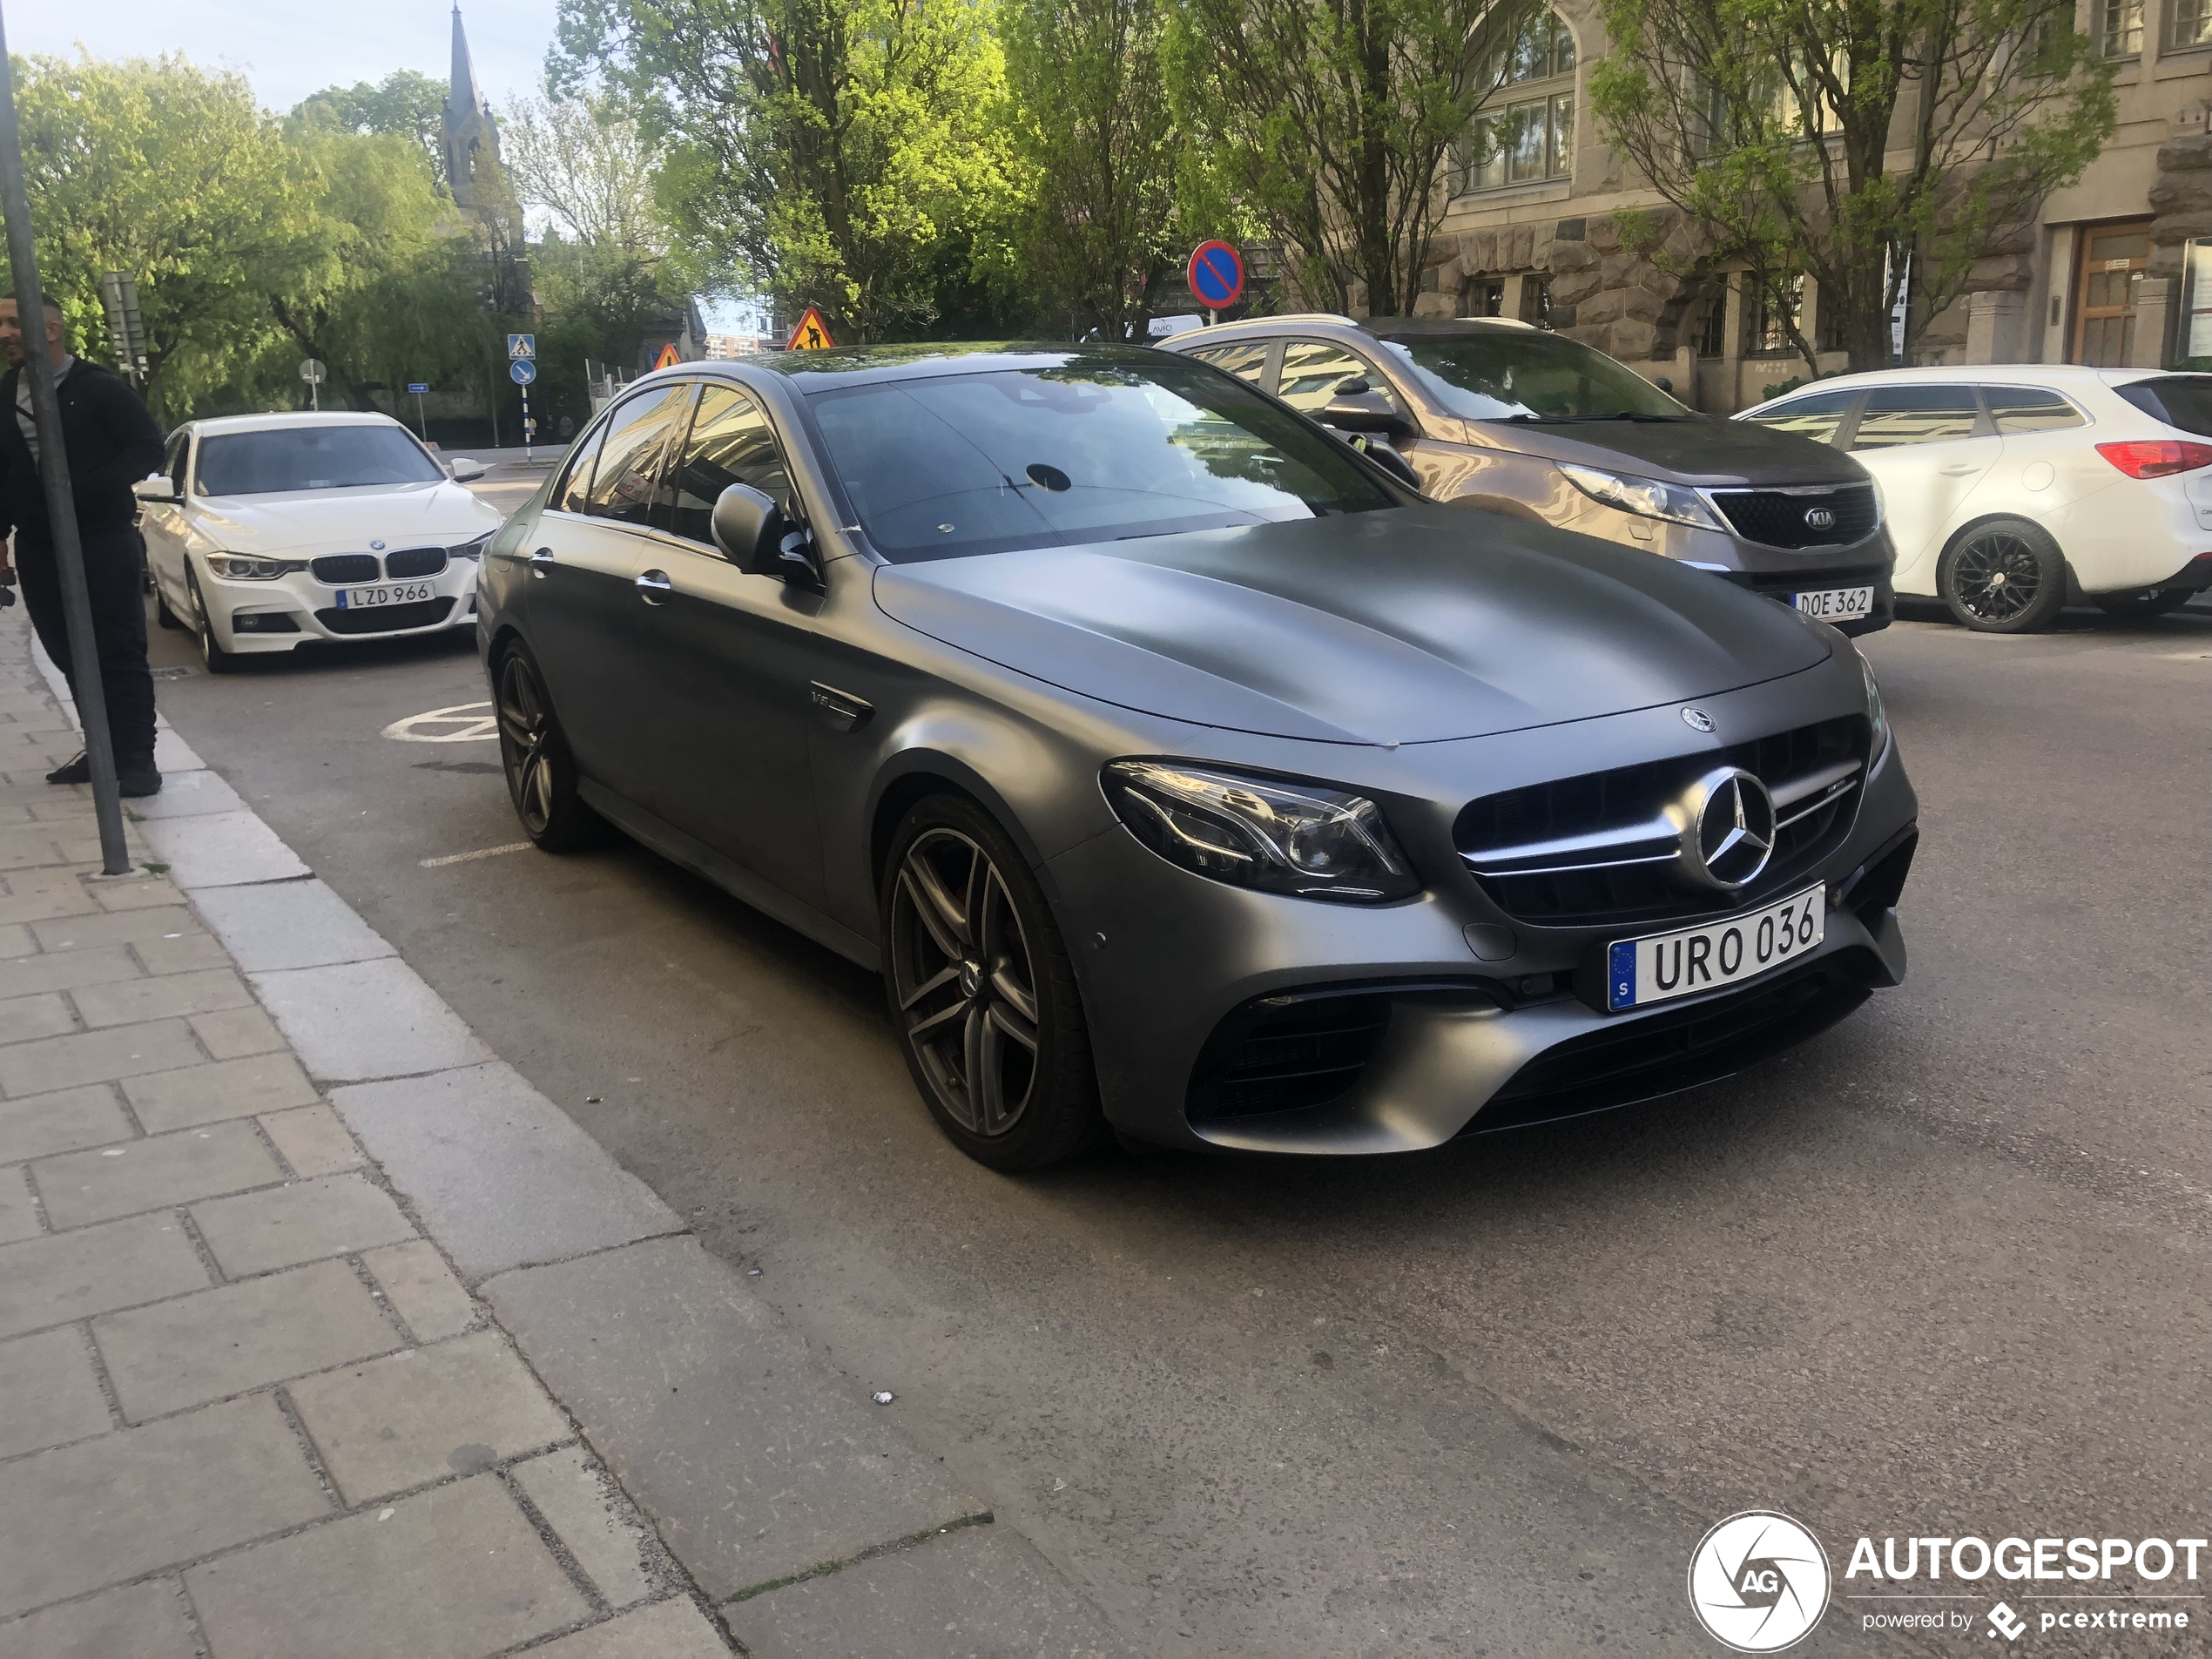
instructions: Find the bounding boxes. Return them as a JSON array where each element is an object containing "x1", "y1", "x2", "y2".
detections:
[
  {"x1": 203, "y1": 554, "x2": 304, "y2": 580},
  {"x1": 1558, "y1": 462, "x2": 1723, "y2": 530},
  {"x1": 448, "y1": 531, "x2": 495, "y2": 560},
  {"x1": 1858, "y1": 650, "x2": 1889, "y2": 759},
  {"x1": 1103, "y1": 759, "x2": 1420, "y2": 903}
]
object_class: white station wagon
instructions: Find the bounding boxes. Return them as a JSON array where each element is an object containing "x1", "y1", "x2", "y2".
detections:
[
  {"x1": 132, "y1": 412, "x2": 505, "y2": 671},
  {"x1": 1737, "y1": 366, "x2": 2212, "y2": 631}
]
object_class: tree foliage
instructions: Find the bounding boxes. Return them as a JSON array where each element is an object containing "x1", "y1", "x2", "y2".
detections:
[
  {"x1": 293, "y1": 69, "x2": 450, "y2": 186},
  {"x1": 1589, "y1": 0, "x2": 2117, "y2": 371},
  {"x1": 1168, "y1": 0, "x2": 1534, "y2": 316}
]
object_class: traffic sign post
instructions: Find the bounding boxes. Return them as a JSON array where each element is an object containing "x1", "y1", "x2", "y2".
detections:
[
  {"x1": 508, "y1": 360, "x2": 536, "y2": 461},
  {"x1": 507, "y1": 333, "x2": 535, "y2": 360},
  {"x1": 406, "y1": 381, "x2": 429, "y2": 440},
  {"x1": 1186, "y1": 240, "x2": 1245, "y2": 322},
  {"x1": 786, "y1": 307, "x2": 835, "y2": 351},
  {"x1": 298, "y1": 357, "x2": 327, "y2": 412}
]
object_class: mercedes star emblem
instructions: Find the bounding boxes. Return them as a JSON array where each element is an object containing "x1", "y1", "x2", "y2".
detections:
[
  {"x1": 1680, "y1": 765, "x2": 1777, "y2": 891},
  {"x1": 1681, "y1": 706, "x2": 1716, "y2": 732}
]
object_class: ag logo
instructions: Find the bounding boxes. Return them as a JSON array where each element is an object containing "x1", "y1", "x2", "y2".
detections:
[{"x1": 1687, "y1": 1511, "x2": 1831, "y2": 1652}]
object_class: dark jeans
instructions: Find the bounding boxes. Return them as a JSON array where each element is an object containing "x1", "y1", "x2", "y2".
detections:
[{"x1": 14, "y1": 527, "x2": 158, "y2": 768}]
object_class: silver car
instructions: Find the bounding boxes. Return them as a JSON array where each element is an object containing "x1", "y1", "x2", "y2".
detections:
[
  {"x1": 1161, "y1": 314, "x2": 1897, "y2": 636},
  {"x1": 479, "y1": 345, "x2": 1917, "y2": 1168}
]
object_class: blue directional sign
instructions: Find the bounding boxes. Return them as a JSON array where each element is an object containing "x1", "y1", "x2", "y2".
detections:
[
  {"x1": 507, "y1": 334, "x2": 536, "y2": 360},
  {"x1": 1186, "y1": 240, "x2": 1246, "y2": 310},
  {"x1": 509, "y1": 360, "x2": 537, "y2": 385},
  {"x1": 406, "y1": 381, "x2": 429, "y2": 395}
]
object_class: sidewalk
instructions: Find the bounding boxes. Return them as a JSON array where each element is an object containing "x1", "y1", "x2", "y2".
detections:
[{"x1": 0, "y1": 610, "x2": 1132, "y2": 1659}]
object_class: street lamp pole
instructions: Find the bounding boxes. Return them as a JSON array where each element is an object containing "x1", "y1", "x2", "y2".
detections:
[{"x1": 0, "y1": 0, "x2": 130, "y2": 875}]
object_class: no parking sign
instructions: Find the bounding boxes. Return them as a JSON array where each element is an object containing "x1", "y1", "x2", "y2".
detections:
[{"x1": 1186, "y1": 241, "x2": 1245, "y2": 314}]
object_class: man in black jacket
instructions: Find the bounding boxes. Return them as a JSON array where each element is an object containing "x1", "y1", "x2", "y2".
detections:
[{"x1": 0, "y1": 294, "x2": 165, "y2": 795}]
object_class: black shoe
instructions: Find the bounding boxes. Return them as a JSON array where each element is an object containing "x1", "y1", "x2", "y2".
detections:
[
  {"x1": 118, "y1": 765, "x2": 162, "y2": 799},
  {"x1": 45, "y1": 752, "x2": 89, "y2": 786}
]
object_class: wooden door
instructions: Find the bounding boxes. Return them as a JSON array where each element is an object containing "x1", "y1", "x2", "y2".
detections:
[{"x1": 2072, "y1": 221, "x2": 2152, "y2": 366}]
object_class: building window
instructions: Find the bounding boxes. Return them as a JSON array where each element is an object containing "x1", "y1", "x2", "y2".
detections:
[
  {"x1": 1818, "y1": 285, "x2": 1851, "y2": 353},
  {"x1": 2101, "y1": 0, "x2": 2143, "y2": 55},
  {"x1": 2169, "y1": 0, "x2": 2212, "y2": 48},
  {"x1": 1749, "y1": 275, "x2": 1804, "y2": 355},
  {"x1": 1461, "y1": 7, "x2": 1576, "y2": 192},
  {"x1": 1693, "y1": 295, "x2": 1728, "y2": 357},
  {"x1": 1465, "y1": 277, "x2": 1506, "y2": 316},
  {"x1": 1521, "y1": 275, "x2": 1554, "y2": 328}
]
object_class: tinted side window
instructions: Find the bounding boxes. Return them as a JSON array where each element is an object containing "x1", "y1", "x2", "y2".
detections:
[
  {"x1": 1981, "y1": 386, "x2": 2086, "y2": 435},
  {"x1": 1742, "y1": 388, "x2": 1858, "y2": 445},
  {"x1": 555, "y1": 423, "x2": 606, "y2": 514},
  {"x1": 1278, "y1": 341, "x2": 1405, "y2": 415},
  {"x1": 664, "y1": 385, "x2": 795, "y2": 546},
  {"x1": 585, "y1": 386, "x2": 694, "y2": 524},
  {"x1": 1188, "y1": 342, "x2": 1271, "y2": 385},
  {"x1": 2113, "y1": 375, "x2": 2212, "y2": 437},
  {"x1": 1849, "y1": 386, "x2": 1984, "y2": 450}
]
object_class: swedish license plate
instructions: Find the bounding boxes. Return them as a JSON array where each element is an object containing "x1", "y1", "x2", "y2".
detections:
[
  {"x1": 1606, "y1": 886, "x2": 1825, "y2": 1012},
  {"x1": 1793, "y1": 585, "x2": 1873, "y2": 621},
  {"x1": 334, "y1": 583, "x2": 434, "y2": 610}
]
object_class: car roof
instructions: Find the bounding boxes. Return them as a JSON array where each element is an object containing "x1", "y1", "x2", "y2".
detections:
[
  {"x1": 674, "y1": 341, "x2": 1177, "y2": 394},
  {"x1": 1157, "y1": 314, "x2": 1541, "y2": 348},
  {"x1": 187, "y1": 411, "x2": 408, "y2": 435},
  {"x1": 1750, "y1": 363, "x2": 2179, "y2": 402}
]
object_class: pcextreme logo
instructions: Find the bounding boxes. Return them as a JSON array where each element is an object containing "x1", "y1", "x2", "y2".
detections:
[{"x1": 1688, "y1": 1511, "x2": 1832, "y2": 1651}]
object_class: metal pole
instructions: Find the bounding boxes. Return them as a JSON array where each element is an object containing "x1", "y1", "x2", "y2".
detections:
[
  {"x1": 520, "y1": 381, "x2": 530, "y2": 462},
  {"x1": 0, "y1": 0, "x2": 130, "y2": 874},
  {"x1": 414, "y1": 388, "x2": 426, "y2": 439}
]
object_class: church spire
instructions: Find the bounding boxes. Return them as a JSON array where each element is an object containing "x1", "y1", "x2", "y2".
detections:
[{"x1": 449, "y1": 4, "x2": 484, "y2": 118}]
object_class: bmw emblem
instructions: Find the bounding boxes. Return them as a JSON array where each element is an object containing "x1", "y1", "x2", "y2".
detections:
[
  {"x1": 370, "y1": 539, "x2": 386, "y2": 550},
  {"x1": 1680, "y1": 706, "x2": 1716, "y2": 732}
]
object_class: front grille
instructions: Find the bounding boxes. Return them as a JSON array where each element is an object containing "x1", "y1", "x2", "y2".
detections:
[
  {"x1": 313, "y1": 597, "x2": 455, "y2": 636},
  {"x1": 310, "y1": 554, "x2": 381, "y2": 585},
  {"x1": 1188, "y1": 992, "x2": 1394, "y2": 1121},
  {"x1": 382, "y1": 547, "x2": 448, "y2": 578},
  {"x1": 1457, "y1": 716, "x2": 1868, "y2": 927},
  {"x1": 1467, "y1": 954, "x2": 1876, "y2": 1133},
  {"x1": 1710, "y1": 484, "x2": 1878, "y2": 549},
  {"x1": 1726, "y1": 564, "x2": 1888, "y2": 600}
]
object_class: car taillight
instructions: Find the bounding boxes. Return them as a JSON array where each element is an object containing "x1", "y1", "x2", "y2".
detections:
[{"x1": 2094, "y1": 439, "x2": 2212, "y2": 479}]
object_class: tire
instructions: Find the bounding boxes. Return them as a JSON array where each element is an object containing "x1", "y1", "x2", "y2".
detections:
[
  {"x1": 880, "y1": 793, "x2": 1103, "y2": 1170},
  {"x1": 153, "y1": 585, "x2": 186, "y2": 631},
  {"x1": 1937, "y1": 519, "x2": 2070, "y2": 634},
  {"x1": 2092, "y1": 587, "x2": 2196, "y2": 623},
  {"x1": 492, "y1": 642, "x2": 605, "y2": 851},
  {"x1": 186, "y1": 569, "x2": 238, "y2": 673}
]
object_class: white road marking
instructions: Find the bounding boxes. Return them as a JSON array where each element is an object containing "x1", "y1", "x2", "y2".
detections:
[
  {"x1": 384, "y1": 702, "x2": 498, "y2": 742},
  {"x1": 420, "y1": 842, "x2": 532, "y2": 868}
]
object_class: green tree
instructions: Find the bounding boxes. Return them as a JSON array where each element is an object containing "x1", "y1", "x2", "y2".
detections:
[
  {"x1": 551, "y1": 0, "x2": 1018, "y2": 341},
  {"x1": 292, "y1": 70, "x2": 451, "y2": 187},
  {"x1": 1588, "y1": 0, "x2": 2116, "y2": 372},
  {"x1": 1001, "y1": 0, "x2": 1186, "y2": 339},
  {"x1": 1168, "y1": 0, "x2": 1536, "y2": 316}
]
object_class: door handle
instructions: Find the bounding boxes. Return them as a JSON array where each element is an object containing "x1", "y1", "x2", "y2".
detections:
[
  {"x1": 636, "y1": 569, "x2": 672, "y2": 605},
  {"x1": 527, "y1": 547, "x2": 555, "y2": 578},
  {"x1": 1938, "y1": 463, "x2": 1982, "y2": 476}
]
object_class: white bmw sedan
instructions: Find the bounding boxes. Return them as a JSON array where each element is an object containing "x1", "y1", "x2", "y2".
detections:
[
  {"x1": 132, "y1": 413, "x2": 505, "y2": 671},
  {"x1": 1737, "y1": 366, "x2": 2212, "y2": 631}
]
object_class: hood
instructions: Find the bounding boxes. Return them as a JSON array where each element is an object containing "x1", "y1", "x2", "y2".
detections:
[
  {"x1": 188, "y1": 481, "x2": 503, "y2": 556},
  {"x1": 1470, "y1": 414, "x2": 1869, "y2": 489},
  {"x1": 872, "y1": 505, "x2": 1831, "y2": 745}
]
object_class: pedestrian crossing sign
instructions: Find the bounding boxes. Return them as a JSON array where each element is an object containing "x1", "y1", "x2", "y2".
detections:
[
  {"x1": 786, "y1": 307, "x2": 835, "y2": 351},
  {"x1": 507, "y1": 334, "x2": 535, "y2": 360}
]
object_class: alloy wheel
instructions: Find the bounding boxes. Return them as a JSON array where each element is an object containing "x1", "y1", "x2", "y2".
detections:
[
  {"x1": 496, "y1": 654, "x2": 556, "y2": 835},
  {"x1": 888, "y1": 828, "x2": 1041, "y2": 1137},
  {"x1": 1950, "y1": 530, "x2": 2043, "y2": 624}
]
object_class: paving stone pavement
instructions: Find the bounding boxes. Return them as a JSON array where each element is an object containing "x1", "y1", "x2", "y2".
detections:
[{"x1": 0, "y1": 610, "x2": 1136, "y2": 1656}]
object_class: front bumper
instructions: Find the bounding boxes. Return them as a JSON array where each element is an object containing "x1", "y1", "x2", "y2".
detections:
[
  {"x1": 1045, "y1": 692, "x2": 1917, "y2": 1155},
  {"x1": 207, "y1": 564, "x2": 480, "y2": 652}
]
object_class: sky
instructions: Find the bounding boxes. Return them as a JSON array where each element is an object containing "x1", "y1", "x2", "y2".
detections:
[{"x1": 16, "y1": 0, "x2": 561, "y2": 115}]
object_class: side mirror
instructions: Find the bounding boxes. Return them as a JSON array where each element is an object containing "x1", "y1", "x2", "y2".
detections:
[
  {"x1": 1654, "y1": 377, "x2": 1675, "y2": 394},
  {"x1": 132, "y1": 475, "x2": 179, "y2": 504},
  {"x1": 711, "y1": 482, "x2": 824, "y2": 590},
  {"x1": 1322, "y1": 390, "x2": 1413, "y2": 438},
  {"x1": 448, "y1": 457, "x2": 487, "y2": 482}
]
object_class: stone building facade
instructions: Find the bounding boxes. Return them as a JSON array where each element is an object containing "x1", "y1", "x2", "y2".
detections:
[{"x1": 1414, "y1": 0, "x2": 2212, "y2": 410}]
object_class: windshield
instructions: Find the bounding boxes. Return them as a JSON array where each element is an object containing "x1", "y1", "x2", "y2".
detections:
[
  {"x1": 1374, "y1": 331, "x2": 1689, "y2": 421},
  {"x1": 2114, "y1": 375, "x2": 2212, "y2": 438},
  {"x1": 196, "y1": 426, "x2": 445, "y2": 496},
  {"x1": 806, "y1": 358, "x2": 1398, "y2": 563}
]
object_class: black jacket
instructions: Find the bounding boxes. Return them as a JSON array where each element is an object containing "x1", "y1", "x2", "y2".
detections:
[{"x1": 0, "y1": 361, "x2": 166, "y2": 544}]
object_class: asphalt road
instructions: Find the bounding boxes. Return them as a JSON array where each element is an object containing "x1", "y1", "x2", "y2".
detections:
[{"x1": 140, "y1": 474, "x2": 2212, "y2": 1655}]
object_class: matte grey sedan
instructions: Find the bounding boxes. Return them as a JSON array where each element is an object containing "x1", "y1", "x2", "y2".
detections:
[{"x1": 477, "y1": 345, "x2": 1917, "y2": 1169}]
